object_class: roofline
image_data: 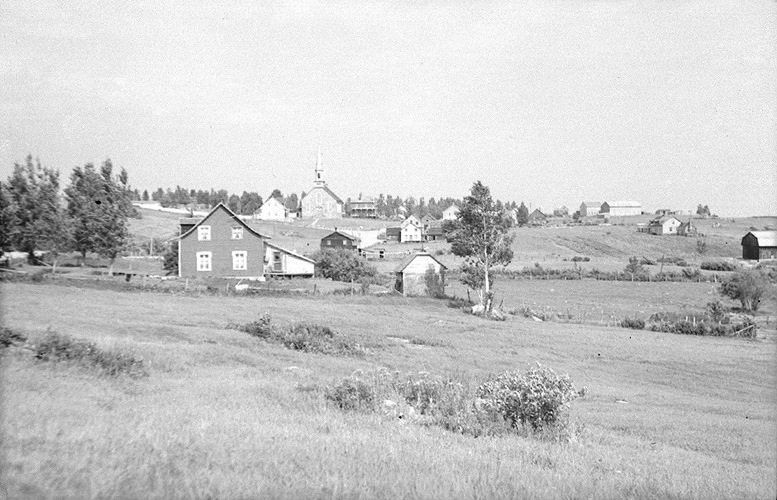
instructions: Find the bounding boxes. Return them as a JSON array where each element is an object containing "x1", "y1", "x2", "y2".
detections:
[
  {"x1": 395, "y1": 252, "x2": 448, "y2": 273},
  {"x1": 323, "y1": 230, "x2": 357, "y2": 241},
  {"x1": 264, "y1": 241, "x2": 317, "y2": 263},
  {"x1": 177, "y1": 202, "x2": 271, "y2": 240}
]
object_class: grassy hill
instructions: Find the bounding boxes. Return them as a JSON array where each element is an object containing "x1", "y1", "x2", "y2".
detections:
[{"x1": 2, "y1": 281, "x2": 775, "y2": 498}]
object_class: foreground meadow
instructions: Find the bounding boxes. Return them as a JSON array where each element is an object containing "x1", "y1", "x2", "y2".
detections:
[{"x1": 2, "y1": 281, "x2": 776, "y2": 498}]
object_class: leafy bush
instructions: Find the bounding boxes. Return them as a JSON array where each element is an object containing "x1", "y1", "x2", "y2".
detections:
[
  {"x1": 475, "y1": 365, "x2": 578, "y2": 431},
  {"x1": 619, "y1": 317, "x2": 645, "y2": 329},
  {"x1": 310, "y1": 249, "x2": 378, "y2": 283},
  {"x1": 719, "y1": 270, "x2": 769, "y2": 311},
  {"x1": 0, "y1": 327, "x2": 27, "y2": 348},
  {"x1": 682, "y1": 267, "x2": 701, "y2": 280},
  {"x1": 647, "y1": 311, "x2": 757, "y2": 338},
  {"x1": 34, "y1": 331, "x2": 147, "y2": 377},
  {"x1": 571, "y1": 256, "x2": 590, "y2": 262},
  {"x1": 325, "y1": 376, "x2": 376, "y2": 411},
  {"x1": 162, "y1": 244, "x2": 178, "y2": 275},
  {"x1": 706, "y1": 300, "x2": 726, "y2": 322},
  {"x1": 234, "y1": 314, "x2": 364, "y2": 356},
  {"x1": 623, "y1": 257, "x2": 647, "y2": 281},
  {"x1": 657, "y1": 256, "x2": 688, "y2": 267},
  {"x1": 424, "y1": 266, "x2": 446, "y2": 298},
  {"x1": 701, "y1": 261, "x2": 738, "y2": 272}
]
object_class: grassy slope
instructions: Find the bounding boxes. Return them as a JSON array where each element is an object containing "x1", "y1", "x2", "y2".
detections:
[{"x1": 2, "y1": 282, "x2": 775, "y2": 498}]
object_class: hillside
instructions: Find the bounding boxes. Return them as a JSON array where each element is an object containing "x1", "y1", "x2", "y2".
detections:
[{"x1": 2, "y1": 282, "x2": 775, "y2": 498}]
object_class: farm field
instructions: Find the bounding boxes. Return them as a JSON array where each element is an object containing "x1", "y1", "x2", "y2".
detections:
[{"x1": 2, "y1": 281, "x2": 776, "y2": 498}]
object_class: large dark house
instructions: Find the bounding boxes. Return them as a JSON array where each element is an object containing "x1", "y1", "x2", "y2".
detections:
[{"x1": 320, "y1": 230, "x2": 358, "y2": 251}]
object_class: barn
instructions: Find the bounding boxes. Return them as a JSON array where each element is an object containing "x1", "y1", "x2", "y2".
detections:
[
  {"x1": 394, "y1": 252, "x2": 447, "y2": 296},
  {"x1": 264, "y1": 242, "x2": 315, "y2": 277},
  {"x1": 320, "y1": 230, "x2": 358, "y2": 251},
  {"x1": 742, "y1": 231, "x2": 777, "y2": 261},
  {"x1": 602, "y1": 201, "x2": 642, "y2": 217},
  {"x1": 178, "y1": 203, "x2": 268, "y2": 278}
]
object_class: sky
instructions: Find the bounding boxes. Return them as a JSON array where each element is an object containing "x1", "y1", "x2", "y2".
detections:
[{"x1": 1, "y1": 0, "x2": 775, "y2": 216}]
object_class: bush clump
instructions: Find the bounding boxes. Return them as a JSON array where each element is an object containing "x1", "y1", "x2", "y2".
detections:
[
  {"x1": 310, "y1": 249, "x2": 378, "y2": 283},
  {"x1": 700, "y1": 261, "x2": 738, "y2": 272},
  {"x1": 325, "y1": 376, "x2": 376, "y2": 411},
  {"x1": 34, "y1": 331, "x2": 147, "y2": 377},
  {"x1": 619, "y1": 317, "x2": 645, "y2": 329},
  {"x1": 476, "y1": 365, "x2": 578, "y2": 431},
  {"x1": 0, "y1": 327, "x2": 27, "y2": 348},
  {"x1": 718, "y1": 270, "x2": 769, "y2": 312},
  {"x1": 234, "y1": 314, "x2": 364, "y2": 356}
]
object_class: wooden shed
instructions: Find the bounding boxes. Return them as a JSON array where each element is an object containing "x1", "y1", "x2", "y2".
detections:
[
  {"x1": 394, "y1": 252, "x2": 447, "y2": 296},
  {"x1": 320, "y1": 230, "x2": 358, "y2": 251},
  {"x1": 742, "y1": 231, "x2": 777, "y2": 261}
]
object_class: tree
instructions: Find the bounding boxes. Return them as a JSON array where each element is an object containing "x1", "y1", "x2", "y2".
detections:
[
  {"x1": 0, "y1": 181, "x2": 19, "y2": 258},
  {"x1": 6, "y1": 155, "x2": 64, "y2": 263},
  {"x1": 142, "y1": 189, "x2": 149, "y2": 201},
  {"x1": 310, "y1": 249, "x2": 377, "y2": 283},
  {"x1": 162, "y1": 243, "x2": 178, "y2": 276},
  {"x1": 624, "y1": 256, "x2": 645, "y2": 281},
  {"x1": 449, "y1": 181, "x2": 514, "y2": 312},
  {"x1": 285, "y1": 193, "x2": 299, "y2": 212},
  {"x1": 65, "y1": 159, "x2": 132, "y2": 273},
  {"x1": 271, "y1": 188, "x2": 283, "y2": 200},
  {"x1": 696, "y1": 238, "x2": 708, "y2": 255},
  {"x1": 516, "y1": 202, "x2": 529, "y2": 227},
  {"x1": 696, "y1": 204, "x2": 711, "y2": 217},
  {"x1": 719, "y1": 270, "x2": 768, "y2": 312}
]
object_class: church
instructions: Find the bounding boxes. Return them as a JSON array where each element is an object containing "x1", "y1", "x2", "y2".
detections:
[{"x1": 300, "y1": 149, "x2": 344, "y2": 218}]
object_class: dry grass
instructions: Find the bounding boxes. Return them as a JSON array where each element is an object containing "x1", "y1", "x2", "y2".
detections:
[{"x1": 2, "y1": 282, "x2": 776, "y2": 498}]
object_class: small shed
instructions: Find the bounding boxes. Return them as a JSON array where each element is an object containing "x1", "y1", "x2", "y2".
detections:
[
  {"x1": 394, "y1": 252, "x2": 447, "y2": 296},
  {"x1": 320, "y1": 230, "x2": 358, "y2": 250},
  {"x1": 742, "y1": 231, "x2": 777, "y2": 261},
  {"x1": 264, "y1": 242, "x2": 315, "y2": 277}
]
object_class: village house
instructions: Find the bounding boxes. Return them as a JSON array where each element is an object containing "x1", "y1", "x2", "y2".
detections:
[
  {"x1": 741, "y1": 231, "x2": 777, "y2": 261},
  {"x1": 300, "y1": 149, "x2": 344, "y2": 218},
  {"x1": 442, "y1": 205, "x2": 459, "y2": 221},
  {"x1": 528, "y1": 208, "x2": 547, "y2": 226},
  {"x1": 264, "y1": 242, "x2": 315, "y2": 277},
  {"x1": 677, "y1": 220, "x2": 697, "y2": 237},
  {"x1": 425, "y1": 221, "x2": 444, "y2": 241},
  {"x1": 401, "y1": 215, "x2": 423, "y2": 242},
  {"x1": 320, "y1": 230, "x2": 358, "y2": 251},
  {"x1": 256, "y1": 196, "x2": 286, "y2": 221},
  {"x1": 579, "y1": 201, "x2": 602, "y2": 217},
  {"x1": 394, "y1": 252, "x2": 447, "y2": 296},
  {"x1": 348, "y1": 199, "x2": 377, "y2": 218},
  {"x1": 647, "y1": 215, "x2": 682, "y2": 235},
  {"x1": 385, "y1": 227, "x2": 401, "y2": 242},
  {"x1": 601, "y1": 201, "x2": 642, "y2": 217},
  {"x1": 178, "y1": 203, "x2": 268, "y2": 279},
  {"x1": 420, "y1": 214, "x2": 437, "y2": 232}
]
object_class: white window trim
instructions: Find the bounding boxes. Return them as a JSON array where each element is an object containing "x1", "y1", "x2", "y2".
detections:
[
  {"x1": 232, "y1": 251, "x2": 247, "y2": 271},
  {"x1": 198, "y1": 225, "x2": 211, "y2": 241},
  {"x1": 231, "y1": 226, "x2": 244, "y2": 240},
  {"x1": 196, "y1": 251, "x2": 212, "y2": 272}
]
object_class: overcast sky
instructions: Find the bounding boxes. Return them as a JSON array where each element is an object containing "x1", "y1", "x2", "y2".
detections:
[{"x1": 1, "y1": 1, "x2": 775, "y2": 215}]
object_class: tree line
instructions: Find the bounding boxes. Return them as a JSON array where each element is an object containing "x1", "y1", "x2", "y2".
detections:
[{"x1": 0, "y1": 155, "x2": 134, "y2": 273}]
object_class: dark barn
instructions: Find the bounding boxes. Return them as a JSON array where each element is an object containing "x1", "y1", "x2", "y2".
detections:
[
  {"x1": 320, "y1": 230, "x2": 358, "y2": 251},
  {"x1": 741, "y1": 231, "x2": 777, "y2": 261}
]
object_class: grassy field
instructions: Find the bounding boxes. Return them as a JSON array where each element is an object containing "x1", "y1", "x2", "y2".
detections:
[{"x1": 2, "y1": 281, "x2": 776, "y2": 498}]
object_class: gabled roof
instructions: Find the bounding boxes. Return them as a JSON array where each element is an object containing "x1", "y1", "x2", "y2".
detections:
[
  {"x1": 421, "y1": 214, "x2": 437, "y2": 222},
  {"x1": 744, "y1": 231, "x2": 777, "y2": 247},
  {"x1": 394, "y1": 252, "x2": 448, "y2": 273},
  {"x1": 178, "y1": 203, "x2": 270, "y2": 240},
  {"x1": 443, "y1": 205, "x2": 459, "y2": 213},
  {"x1": 529, "y1": 209, "x2": 546, "y2": 219},
  {"x1": 264, "y1": 241, "x2": 317, "y2": 264},
  {"x1": 303, "y1": 185, "x2": 343, "y2": 204},
  {"x1": 401, "y1": 215, "x2": 421, "y2": 228},
  {"x1": 652, "y1": 215, "x2": 681, "y2": 224},
  {"x1": 322, "y1": 230, "x2": 357, "y2": 242},
  {"x1": 262, "y1": 196, "x2": 285, "y2": 207}
]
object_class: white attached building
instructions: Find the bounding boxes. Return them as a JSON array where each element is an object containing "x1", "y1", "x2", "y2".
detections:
[{"x1": 263, "y1": 242, "x2": 315, "y2": 277}]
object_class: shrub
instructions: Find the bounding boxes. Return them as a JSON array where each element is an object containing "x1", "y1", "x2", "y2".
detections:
[
  {"x1": 700, "y1": 261, "x2": 737, "y2": 272},
  {"x1": 619, "y1": 317, "x2": 645, "y2": 329},
  {"x1": 424, "y1": 266, "x2": 446, "y2": 298},
  {"x1": 682, "y1": 267, "x2": 701, "y2": 280},
  {"x1": 719, "y1": 270, "x2": 769, "y2": 311},
  {"x1": 238, "y1": 312, "x2": 275, "y2": 339},
  {"x1": 706, "y1": 300, "x2": 726, "y2": 322},
  {"x1": 624, "y1": 257, "x2": 646, "y2": 281},
  {"x1": 310, "y1": 249, "x2": 378, "y2": 283},
  {"x1": 571, "y1": 256, "x2": 590, "y2": 262},
  {"x1": 162, "y1": 244, "x2": 178, "y2": 275},
  {"x1": 0, "y1": 327, "x2": 27, "y2": 348},
  {"x1": 234, "y1": 315, "x2": 364, "y2": 356},
  {"x1": 639, "y1": 257, "x2": 656, "y2": 266},
  {"x1": 475, "y1": 365, "x2": 578, "y2": 431},
  {"x1": 325, "y1": 376, "x2": 376, "y2": 411},
  {"x1": 34, "y1": 331, "x2": 147, "y2": 377}
]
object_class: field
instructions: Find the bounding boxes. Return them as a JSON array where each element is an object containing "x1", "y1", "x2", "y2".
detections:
[{"x1": 2, "y1": 280, "x2": 776, "y2": 498}]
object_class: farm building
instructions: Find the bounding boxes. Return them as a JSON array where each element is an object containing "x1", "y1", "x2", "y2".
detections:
[
  {"x1": 528, "y1": 209, "x2": 547, "y2": 225},
  {"x1": 263, "y1": 242, "x2": 315, "y2": 277},
  {"x1": 602, "y1": 201, "x2": 642, "y2": 217},
  {"x1": 394, "y1": 252, "x2": 447, "y2": 296},
  {"x1": 348, "y1": 199, "x2": 377, "y2": 218},
  {"x1": 647, "y1": 216, "x2": 682, "y2": 235},
  {"x1": 257, "y1": 196, "x2": 286, "y2": 221},
  {"x1": 385, "y1": 227, "x2": 401, "y2": 242},
  {"x1": 425, "y1": 222, "x2": 444, "y2": 241},
  {"x1": 741, "y1": 231, "x2": 777, "y2": 261},
  {"x1": 442, "y1": 205, "x2": 459, "y2": 221},
  {"x1": 579, "y1": 201, "x2": 602, "y2": 217},
  {"x1": 421, "y1": 214, "x2": 437, "y2": 231},
  {"x1": 401, "y1": 216, "x2": 423, "y2": 242},
  {"x1": 178, "y1": 203, "x2": 268, "y2": 279},
  {"x1": 320, "y1": 230, "x2": 358, "y2": 251},
  {"x1": 300, "y1": 150, "x2": 344, "y2": 218},
  {"x1": 677, "y1": 220, "x2": 697, "y2": 237}
]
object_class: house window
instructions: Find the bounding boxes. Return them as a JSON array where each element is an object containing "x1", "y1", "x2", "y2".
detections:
[
  {"x1": 231, "y1": 227, "x2": 243, "y2": 240},
  {"x1": 232, "y1": 251, "x2": 247, "y2": 271},
  {"x1": 327, "y1": 240, "x2": 332, "y2": 246},
  {"x1": 196, "y1": 251, "x2": 212, "y2": 271},
  {"x1": 198, "y1": 226, "x2": 211, "y2": 241}
]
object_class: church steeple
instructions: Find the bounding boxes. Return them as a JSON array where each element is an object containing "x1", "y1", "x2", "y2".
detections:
[{"x1": 314, "y1": 146, "x2": 325, "y2": 186}]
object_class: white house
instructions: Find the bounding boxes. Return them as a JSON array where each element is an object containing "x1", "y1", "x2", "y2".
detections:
[
  {"x1": 579, "y1": 201, "x2": 602, "y2": 217},
  {"x1": 394, "y1": 252, "x2": 447, "y2": 296},
  {"x1": 602, "y1": 201, "x2": 642, "y2": 217},
  {"x1": 647, "y1": 216, "x2": 682, "y2": 235},
  {"x1": 257, "y1": 197, "x2": 287, "y2": 221},
  {"x1": 263, "y1": 242, "x2": 315, "y2": 277},
  {"x1": 442, "y1": 205, "x2": 459, "y2": 221},
  {"x1": 400, "y1": 216, "x2": 423, "y2": 242}
]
